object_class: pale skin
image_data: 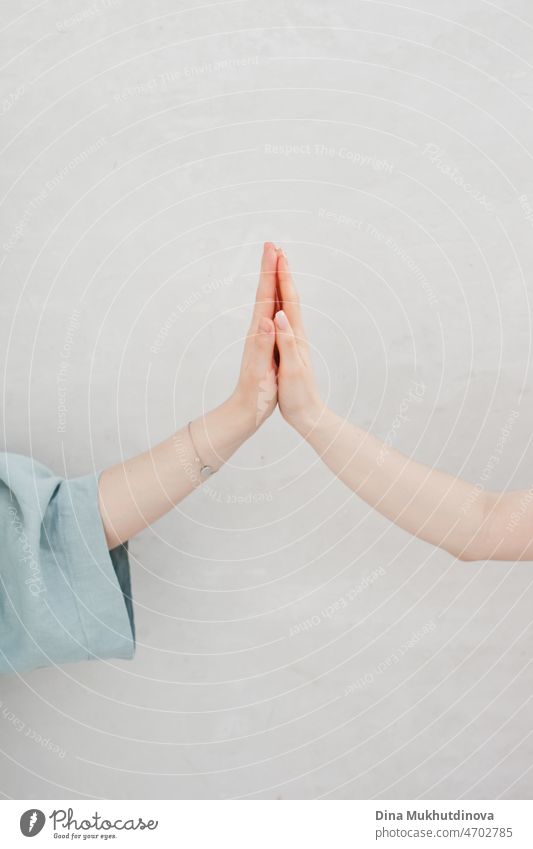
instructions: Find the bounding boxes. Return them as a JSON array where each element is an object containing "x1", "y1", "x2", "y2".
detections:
[
  {"x1": 98, "y1": 242, "x2": 279, "y2": 550},
  {"x1": 273, "y1": 250, "x2": 533, "y2": 563},
  {"x1": 99, "y1": 244, "x2": 533, "y2": 562}
]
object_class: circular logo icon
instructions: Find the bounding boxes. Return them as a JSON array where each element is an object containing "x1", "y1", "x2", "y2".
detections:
[{"x1": 20, "y1": 810, "x2": 46, "y2": 837}]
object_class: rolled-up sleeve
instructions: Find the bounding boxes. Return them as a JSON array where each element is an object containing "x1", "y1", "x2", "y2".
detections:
[{"x1": 0, "y1": 453, "x2": 135, "y2": 675}]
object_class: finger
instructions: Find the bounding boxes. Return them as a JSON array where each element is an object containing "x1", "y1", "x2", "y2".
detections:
[
  {"x1": 254, "y1": 316, "x2": 277, "y2": 373},
  {"x1": 273, "y1": 250, "x2": 282, "y2": 368},
  {"x1": 255, "y1": 318, "x2": 278, "y2": 424},
  {"x1": 277, "y1": 250, "x2": 307, "y2": 345},
  {"x1": 252, "y1": 242, "x2": 278, "y2": 324},
  {"x1": 275, "y1": 248, "x2": 282, "y2": 315},
  {"x1": 274, "y1": 309, "x2": 302, "y2": 370}
]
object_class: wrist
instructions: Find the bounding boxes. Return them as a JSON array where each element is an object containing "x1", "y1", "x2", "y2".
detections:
[
  {"x1": 186, "y1": 395, "x2": 257, "y2": 478},
  {"x1": 298, "y1": 405, "x2": 346, "y2": 455},
  {"x1": 225, "y1": 391, "x2": 262, "y2": 439},
  {"x1": 290, "y1": 398, "x2": 330, "y2": 438}
]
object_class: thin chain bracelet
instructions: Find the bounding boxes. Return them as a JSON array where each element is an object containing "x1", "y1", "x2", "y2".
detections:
[{"x1": 187, "y1": 421, "x2": 215, "y2": 480}]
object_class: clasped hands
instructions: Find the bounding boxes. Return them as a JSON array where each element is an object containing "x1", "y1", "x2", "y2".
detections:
[
  {"x1": 99, "y1": 240, "x2": 528, "y2": 564},
  {"x1": 98, "y1": 242, "x2": 330, "y2": 550},
  {"x1": 232, "y1": 241, "x2": 325, "y2": 437}
]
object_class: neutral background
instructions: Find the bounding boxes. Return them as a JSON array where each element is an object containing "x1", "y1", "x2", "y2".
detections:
[{"x1": 1, "y1": 0, "x2": 533, "y2": 800}]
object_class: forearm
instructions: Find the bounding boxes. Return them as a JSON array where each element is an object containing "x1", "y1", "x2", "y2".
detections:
[
  {"x1": 300, "y1": 407, "x2": 489, "y2": 560},
  {"x1": 98, "y1": 395, "x2": 256, "y2": 549}
]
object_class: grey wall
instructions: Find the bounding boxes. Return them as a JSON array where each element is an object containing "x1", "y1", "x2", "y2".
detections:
[{"x1": 1, "y1": 0, "x2": 533, "y2": 800}]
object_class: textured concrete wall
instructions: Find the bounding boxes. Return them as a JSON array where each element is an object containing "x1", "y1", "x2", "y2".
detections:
[{"x1": 1, "y1": 0, "x2": 533, "y2": 799}]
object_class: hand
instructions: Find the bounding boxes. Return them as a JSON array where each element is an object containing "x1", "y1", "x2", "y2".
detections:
[
  {"x1": 99, "y1": 243, "x2": 280, "y2": 548},
  {"x1": 231, "y1": 242, "x2": 279, "y2": 429},
  {"x1": 274, "y1": 250, "x2": 325, "y2": 434}
]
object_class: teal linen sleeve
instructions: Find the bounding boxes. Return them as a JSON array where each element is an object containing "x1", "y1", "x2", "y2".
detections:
[{"x1": 0, "y1": 453, "x2": 135, "y2": 675}]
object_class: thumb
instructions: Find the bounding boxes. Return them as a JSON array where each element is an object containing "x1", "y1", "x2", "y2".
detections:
[{"x1": 275, "y1": 310, "x2": 301, "y2": 369}]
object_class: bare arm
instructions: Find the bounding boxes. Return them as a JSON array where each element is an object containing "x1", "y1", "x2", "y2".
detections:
[
  {"x1": 98, "y1": 243, "x2": 279, "y2": 549},
  {"x1": 273, "y1": 250, "x2": 533, "y2": 562}
]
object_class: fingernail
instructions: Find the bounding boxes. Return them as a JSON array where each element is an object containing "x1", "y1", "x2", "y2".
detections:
[
  {"x1": 275, "y1": 310, "x2": 289, "y2": 330},
  {"x1": 259, "y1": 317, "x2": 274, "y2": 334}
]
